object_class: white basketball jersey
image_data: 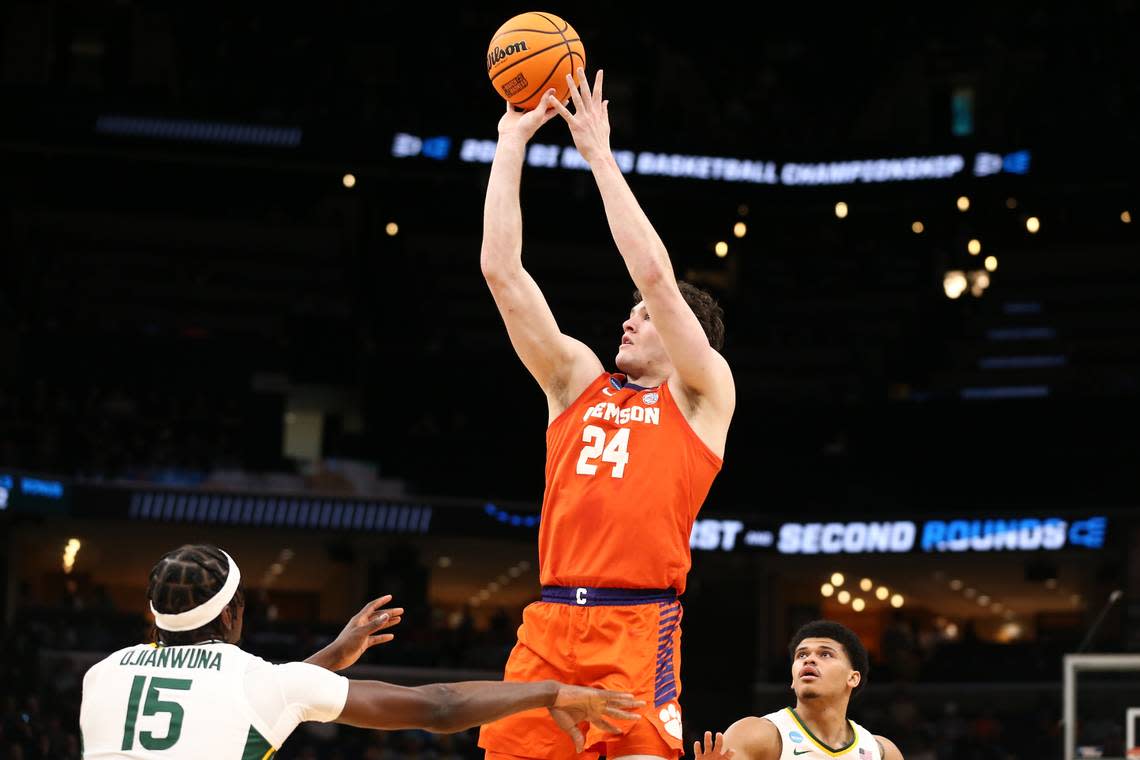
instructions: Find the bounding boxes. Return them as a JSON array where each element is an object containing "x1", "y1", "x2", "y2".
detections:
[
  {"x1": 763, "y1": 707, "x2": 881, "y2": 760},
  {"x1": 80, "y1": 642, "x2": 349, "y2": 759}
]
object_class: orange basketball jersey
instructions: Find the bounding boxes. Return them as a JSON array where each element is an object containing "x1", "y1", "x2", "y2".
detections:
[{"x1": 539, "y1": 372, "x2": 722, "y2": 594}]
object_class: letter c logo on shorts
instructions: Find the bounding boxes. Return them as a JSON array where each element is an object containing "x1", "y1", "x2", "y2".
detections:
[{"x1": 576, "y1": 587, "x2": 588, "y2": 605}]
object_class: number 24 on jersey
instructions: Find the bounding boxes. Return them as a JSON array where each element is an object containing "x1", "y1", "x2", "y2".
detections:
[{"x1": 575, "y1": 426, "x2": 631, "y2": 478}]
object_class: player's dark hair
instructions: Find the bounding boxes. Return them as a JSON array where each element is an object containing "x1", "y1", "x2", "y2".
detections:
[
  {"x1": 788, "y1": 620, "x2": 870, "y2": 698},
  {"x1": 147, "y1": 544, "x2": 244, "y2": 646},
  {"x1": 632, "y1": 281, "x2": 725, "y2": 351}
]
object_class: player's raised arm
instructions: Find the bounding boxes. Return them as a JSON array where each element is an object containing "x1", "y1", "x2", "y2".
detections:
[
  {"x1": 481, "y1": 92, "x2": 603, "y2": 413},
  {"x1": 552, "y1": 69, "x2": 734, "y2": 408}
]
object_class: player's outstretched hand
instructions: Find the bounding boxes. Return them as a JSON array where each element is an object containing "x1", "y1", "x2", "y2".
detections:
[
  {"x1": 546, "y1": 684, "x2": 644, "y2": 753},
  {"x1": 304, "y1": 595, "x2": 403, "y2": 672},
  {"x1": 498, "y1": 88, "x2": 560, "y2": 145},
  {"x1": 694, "y1": 731, "x2": 735, "y2": 760},
  {"x1": 551, "y1": 67, "x2": 611, "y2": 165}
]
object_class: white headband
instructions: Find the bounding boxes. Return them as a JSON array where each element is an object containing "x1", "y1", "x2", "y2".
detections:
[{"x1": 151, "y1": 549, "x2": 242, "y2": 632}]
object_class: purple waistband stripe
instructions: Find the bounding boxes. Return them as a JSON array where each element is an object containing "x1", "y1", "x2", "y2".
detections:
[{"x1": 541, "y1": 586, "x2": 678, "y2": 606}]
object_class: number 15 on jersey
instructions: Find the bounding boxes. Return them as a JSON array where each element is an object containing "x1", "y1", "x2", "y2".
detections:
[{"x1": 575, "y1": 426, "x2": 631, "y2": 478}]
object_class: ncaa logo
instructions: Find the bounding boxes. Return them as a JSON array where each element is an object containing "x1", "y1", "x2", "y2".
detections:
[
  {"x1": 789, "y1": 731, "x2": 804, "y2": 744},
  {"x1": 642, "y1": 391, "x2": 659, "y2": 405}
]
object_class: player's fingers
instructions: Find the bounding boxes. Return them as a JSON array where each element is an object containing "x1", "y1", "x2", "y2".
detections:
[
  {"x1": 589, "y1": 717, "x2": 621, "y2": 734},
  {"x1": 600, "y1": 689, "x2": 637, "y2": 700},
  {"x1": 577, "y1": 66, "x2": 592, "y2": 102},
  {"x1": 551, "y1": 97, "x2": 574, "y2": 123},
  {"x1": 571, "y1": 727, "x2": 584, "y2": 754},
  {"x1": 371, "y1": 613, "x2": 401, "y2": 631},
  {"x1": 714, "y1": 732, "x2": 725, "y2": 751},
  {"x1": 538, "y1": 92, "x2": 560, "y2": 120},
  {"x1": 552, "y1": 711, "x2": 585, "y2": 753},
  {"x1": 603, "y1": 693, "x2": 644, "y2": 708},
  {"x1": 370, "y1": 607, "x2": 402, "y2": 624},
  {"x1": 593, "y1": 69, "x2": 604, "y2": 104},
  {"x1": 367, "y1": 633, "x2": 395, "y2": 646},
  {"x1": 602, "y1": 706, "x2": 641, "y2": 721},
  {"x1": 565, "y1": 73, "x2": 585, "y2": 113},
  {"x1": 362, "y1": 595, "x2": 392, "y2": 614}
]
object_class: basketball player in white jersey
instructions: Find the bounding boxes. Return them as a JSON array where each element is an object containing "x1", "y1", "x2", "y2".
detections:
[
  {"x1": 694, "y1": 621, "x2": 904, "y2": 760},
  {"x1": 79, "y1": 544, "x2": 643, "y2": 758}
]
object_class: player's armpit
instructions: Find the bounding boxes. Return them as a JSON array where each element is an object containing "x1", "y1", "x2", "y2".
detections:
[
  {"x1": 722, "y1": 716, "x2": 783, "y2": 760},
  {"x1": 875, "y1": 735, "x2": 905, "y2": 760}
]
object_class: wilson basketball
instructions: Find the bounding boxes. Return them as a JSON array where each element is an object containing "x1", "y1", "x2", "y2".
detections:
[{"x1": 487, "y1": 12, "x2": 586, "y2": 111}]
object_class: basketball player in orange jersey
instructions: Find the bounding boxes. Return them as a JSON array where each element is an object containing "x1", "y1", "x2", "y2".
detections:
[{"x1": 477, "y1": 67, "x2": 735, "y2": 760}]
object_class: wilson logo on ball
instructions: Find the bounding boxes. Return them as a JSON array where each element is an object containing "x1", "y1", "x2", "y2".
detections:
[{"x1": 486, "y1": 41, "x2": 530, "y2": 72}]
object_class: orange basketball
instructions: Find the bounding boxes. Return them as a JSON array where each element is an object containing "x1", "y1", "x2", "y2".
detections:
[{"x1": 487, "y1": 12, "x2": 586, "y2": 111}]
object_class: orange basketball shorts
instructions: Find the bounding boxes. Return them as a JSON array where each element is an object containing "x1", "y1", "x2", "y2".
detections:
[{"x1": 478, "y1": 586, "x2": 685, "y2": 760}]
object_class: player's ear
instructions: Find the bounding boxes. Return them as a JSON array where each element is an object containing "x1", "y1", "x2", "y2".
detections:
[{"x1": 848, "y1": 670, "x2": 861, "y2": 689}]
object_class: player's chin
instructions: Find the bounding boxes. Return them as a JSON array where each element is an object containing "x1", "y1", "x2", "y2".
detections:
[{"x1": 615, "y1": 351, "x2": 633, "y2": 372}]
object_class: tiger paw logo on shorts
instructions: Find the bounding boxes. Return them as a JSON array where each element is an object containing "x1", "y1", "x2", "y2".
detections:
[{"x1": 658, "y1": 703, "x2": 683, "y2": 740}]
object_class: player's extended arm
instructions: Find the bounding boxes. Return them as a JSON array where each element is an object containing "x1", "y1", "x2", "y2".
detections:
[
  {"x1": 552, "y1": 68, "x2": 734, "y2": 404},
  {"x1": 337, "y1": 679, "x2": 642, "y2": 752},
  {"x1": 481, "y1": 92, "x2": 603, "y2": 408},
  {"x1": 875, "y1": 735, "x2": 905, "y2": 760}
]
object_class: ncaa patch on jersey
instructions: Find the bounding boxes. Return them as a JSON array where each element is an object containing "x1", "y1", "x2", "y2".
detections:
[
  {"x1": 789, "y1": 731, "x2": 805, "y2": 744},
  {"x1": 643, "y1": 391, "x2": 659, "y2": 404}
]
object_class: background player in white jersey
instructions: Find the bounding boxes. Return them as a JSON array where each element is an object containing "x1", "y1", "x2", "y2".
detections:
[
  {"x1": 694, "y1": 621, "x2": 904, "y2": 760},
  {"x1": 80, "y1": 544, "x2": 643, "y2": 758}
]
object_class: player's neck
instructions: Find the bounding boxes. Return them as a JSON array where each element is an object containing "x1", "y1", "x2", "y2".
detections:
[
  {"x1": 793, "y1": 700, "x2": 852, "y2": 750},
  {"x1": 625, "y1": 367, "x2": 669, "y2": 389}
]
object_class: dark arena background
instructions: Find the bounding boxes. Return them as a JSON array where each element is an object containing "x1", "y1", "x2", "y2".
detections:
[{"x1": 2, "y1": 3, "x2": 1139, "y2": 759}]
